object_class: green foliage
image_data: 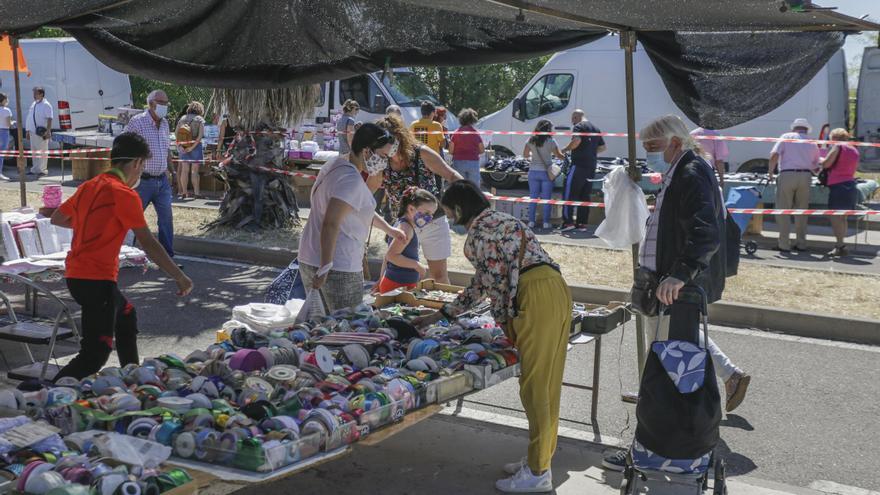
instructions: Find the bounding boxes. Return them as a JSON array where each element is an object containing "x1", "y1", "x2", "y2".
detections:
[
  {"x1": 411, "y1": 56, "x2": 550, "y2": 118},
  {"x1": 24, "y1": 27, "x2": 68, "y2": 38},
  {"x1": 130, "y1": 77, "x2": 214, "y2": 122}
]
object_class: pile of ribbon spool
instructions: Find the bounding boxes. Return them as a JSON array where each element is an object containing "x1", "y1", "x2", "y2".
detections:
[{"x1": 4, "y1": 302, "x2": 518, "y2": 484}]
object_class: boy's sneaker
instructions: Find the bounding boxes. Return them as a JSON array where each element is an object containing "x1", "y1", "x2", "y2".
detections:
[
  {"x1": 495, "y1": 465, "x2": 552, "y2": 493},
  {"x1": 560, "y1": 224, "x2": 576, "y2": 232},
  {"x1": 601, "y1": 450, "x2": 627, "y2": 472},
  {"x1": 542, "y1": 223, "x2": 552, "y2": 230}
]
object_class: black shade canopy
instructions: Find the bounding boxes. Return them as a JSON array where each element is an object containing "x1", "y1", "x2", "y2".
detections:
[{"x1": 0, "y1": 0, "x2": 876, "y2": 128}]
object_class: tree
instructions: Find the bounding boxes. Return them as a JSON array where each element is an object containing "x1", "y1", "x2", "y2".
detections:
[{"x1": 411, "y1": 56, "x2": 550, "y2": 118}]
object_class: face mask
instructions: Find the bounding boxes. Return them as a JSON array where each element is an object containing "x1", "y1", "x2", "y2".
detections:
[
  {"x1": 413, "y1": 212, "x2": 433, "y2": 228},
  {"x1": 388, "y1": 141, "x2": 399, "y2": 158},
  {"x1": 154, "y1": 104, "x2": 168, "y2": 119},
  {"x1": 645, "y1": 152, "x2": 670, "y2": 174},
  {"x1": 365, "y1": 151, "x2": 388, "y2": 176}
]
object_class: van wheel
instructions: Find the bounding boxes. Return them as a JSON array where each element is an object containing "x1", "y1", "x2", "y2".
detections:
[{"x1": 737, "y1": 159, "x2": 769, "y2": 174}]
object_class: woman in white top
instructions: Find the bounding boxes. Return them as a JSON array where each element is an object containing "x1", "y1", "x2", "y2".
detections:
[
  {"x1": 0, "y1": 92, "x2": 13, "y2": 181},
  {"x1": 297, "y1": 123, "x2": 405, "y2": 311}
]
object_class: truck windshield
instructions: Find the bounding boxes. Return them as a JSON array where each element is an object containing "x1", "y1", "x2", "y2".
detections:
[{"x1": 380, "y1": 72, "x2": 440, "y2": 107}]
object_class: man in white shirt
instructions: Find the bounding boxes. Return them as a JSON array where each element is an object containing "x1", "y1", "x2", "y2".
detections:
[
  {"x1": 768, "y1": 118, "x2": 820, "y2": 252},
  {"x1": 24, "y1": 87, "x2": 53, "y2": 176}
]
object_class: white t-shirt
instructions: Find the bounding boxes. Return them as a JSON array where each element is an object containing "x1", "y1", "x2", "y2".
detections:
[
  {"x1": 298, "y1": 156, "x2": 376, "y2": 272},
  {"x1": 0, "y1": 107, "x2": 11, "y2": 129},
  {"x1": 25, "y1": 100, "x2": 53, "y2": 133}
]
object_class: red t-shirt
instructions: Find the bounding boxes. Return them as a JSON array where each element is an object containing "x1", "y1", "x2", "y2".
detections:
[
  {"x1": 450, "y1": 125, "x2": 483, "y2": 161},
  {"x1": 59, "y1": 172, "x2": 147, "y2": 281}
]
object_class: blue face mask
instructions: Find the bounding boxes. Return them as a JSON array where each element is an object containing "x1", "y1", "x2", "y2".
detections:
[
  {"x1": 646, "y1": 152, "x2": 670, "y2": 174},
  {"x1": 413, "y1": 212, "x2": 433, "y2": 228}
]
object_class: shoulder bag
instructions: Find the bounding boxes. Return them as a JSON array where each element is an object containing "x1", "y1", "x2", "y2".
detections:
[{"x1": 817, "y1": 145, "x2": 839, "y2": 187}]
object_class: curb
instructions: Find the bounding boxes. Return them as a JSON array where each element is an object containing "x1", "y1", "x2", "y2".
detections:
[{"x1": 175, "y1": 237, "x2": 880, "y2": 346}]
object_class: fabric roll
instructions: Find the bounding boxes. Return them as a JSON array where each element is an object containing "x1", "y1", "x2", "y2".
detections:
[
  {"x1": 35, "y1": 218, "x2": 61, "y2": 254},
  {"x1": 1, "y1": 221, "x2": 21, "y2": 261}
]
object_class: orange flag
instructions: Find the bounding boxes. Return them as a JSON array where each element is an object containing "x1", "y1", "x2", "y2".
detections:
[{"x1": 0, "y1": 35, "x2": 30, "y2": 75}]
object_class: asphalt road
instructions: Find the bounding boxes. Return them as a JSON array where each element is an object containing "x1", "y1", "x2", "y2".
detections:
[{"x1": 1, "y1": 257, "x2": 878, "y2": 491}]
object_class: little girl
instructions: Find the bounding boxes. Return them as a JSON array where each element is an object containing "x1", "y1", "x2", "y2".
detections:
[{"x1": 378, "y1": 187, "x2": 438, "y2": 293}]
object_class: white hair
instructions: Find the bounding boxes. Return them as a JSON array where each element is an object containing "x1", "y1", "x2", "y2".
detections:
[
  {"x1": 639, "y1": 114, "x2": 700, "y2": 151},
  {"x1": 146, "y1": 90, "x2": 167, "y2": 105}
]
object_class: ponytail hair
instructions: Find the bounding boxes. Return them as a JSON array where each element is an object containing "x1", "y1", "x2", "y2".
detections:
[
  {"x1": 529, "y1": 119, "x2": 553, "y2": 147},
  {"x1": 397, "y1": 186, "x2": 438, "y2": 218}
]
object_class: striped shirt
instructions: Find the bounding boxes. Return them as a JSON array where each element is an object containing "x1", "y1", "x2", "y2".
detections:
[
  {"x1": 639, "y1": 154, "x2": 686, "y2": 272},
  {"x1": 124, "y1": 111, "x2": 170, "y2": 176}
]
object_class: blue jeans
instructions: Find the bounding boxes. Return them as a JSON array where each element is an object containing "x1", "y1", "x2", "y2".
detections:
[
  {"x1": 0, "y1": 128, "x2": 8, "y2": 171},
  {"x1": 528, "y1": 170, "x2": 553, "y2": 224},
  {"x1": 453, "y1": 159, "x2": 481, "y2": 188},
  {"x1": 136, "y1": 175, "x2": 174, "y2": 256}
]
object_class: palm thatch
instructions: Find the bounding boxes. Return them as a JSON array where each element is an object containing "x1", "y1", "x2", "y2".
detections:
[{"x1": 212, "y1": 85, "x2": 321, "y2": 130}]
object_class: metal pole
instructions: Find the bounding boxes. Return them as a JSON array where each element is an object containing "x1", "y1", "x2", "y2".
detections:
[
  {"x1": 11, "y1": 36, "x2": 27, "y2": 207},
  {"x1": 621, "y1": 31, "x2": 647, "y2": 377}
]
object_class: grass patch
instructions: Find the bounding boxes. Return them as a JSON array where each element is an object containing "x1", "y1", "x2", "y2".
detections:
[{"x1": 4, "y1": 192, "x2": 878, "y2": 320}]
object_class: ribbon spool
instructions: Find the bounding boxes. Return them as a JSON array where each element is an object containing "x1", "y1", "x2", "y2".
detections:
[
  {"x1": 157, "y1": 396, "x2": 193, "y2": 414},
  {"x1": 183, "y1": 393, "x2": 212, "y2": 410},
  {"x1": 229, "y1": 349, "x2": 268, "y2": 372},
  {"x1": 17, "y1": 461, "x2": 49, "y2": 493},
  {"x1": 342, "y1": 344, "x2": 370, "y2": 370},
  {"x1": 193, "y1": 429, "x2": 217, "y2": 461},
  {"x1": 239, "y1": 377, "x2": 274, "y2": 406},
  {"x1": 174, "y1": 431, "x2": 197, "y2": 459},
  {"x1": 115, "y1": 481, "x2": 141, "y2": 495},
  {"x1": 313, "y1": 345, "x2": 335, "y2": 374},
  {"x1": 265, "y1": 365, "x2": 298, "y2": 385}
]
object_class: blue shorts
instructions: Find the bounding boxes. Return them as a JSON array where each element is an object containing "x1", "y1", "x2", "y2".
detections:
[
  {"x1": 828, "y1": 180, "x2": 857, "y2": 210},
  {"x1": 179, "y1": 143, "x2": 204, "y2": 162}
]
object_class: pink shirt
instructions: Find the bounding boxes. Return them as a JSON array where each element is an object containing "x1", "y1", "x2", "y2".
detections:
[
  {"x1": 826, "y1": 144, "x2": 859, "y2": 186},
  {"x1": 690, "y1": 128, "x2": 729, "y2": 166},
  {"x1": 450, "y1": 125, "x2": 483, "y2": 161},
  {"x1": 771, "y1": 132, "x2": 819, "y2": 172}
]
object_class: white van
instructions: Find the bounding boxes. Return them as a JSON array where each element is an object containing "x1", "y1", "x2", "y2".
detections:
[
  {"x1": 0, "y1": 38, "x2": 132, "y2": 131},
  {"x1": 310, "y1": 68, "x2": 458, "y2": 129},
  {"x1": 479, "y1": 34, "x2": 851, "y2": 186},
  {"x1": 855, "y1": 46, "x2": 880, "y2": 171}
]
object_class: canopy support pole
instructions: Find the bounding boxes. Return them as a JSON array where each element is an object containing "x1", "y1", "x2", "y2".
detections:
[
  {"x1": 10, "y1": 36, "x2": 27, "y2": 207},
  {"x1": 620, "y1": 31, "x2": 647, "y2": 378}
]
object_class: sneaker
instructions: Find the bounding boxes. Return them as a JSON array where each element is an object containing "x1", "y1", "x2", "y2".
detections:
[
  {"x1": 0, "y1": 174, "x2": 8, "y2": 181},
  {"x1": 560, "y1": 224, "x2": 576, "y2": 232},
  {"x1": 495, "y1": 465, "x2": 552, "y2": 493},
  {"x1": 527, "y1": 221, "x2": 535, "y2": 229},
  {"x1": 576, "y1": 224, "x2": 589, "y2": 232},
  {"x1": 826, "y1": 245, "x2": 848, "y2": 258},
  {"x1": 503, "y1": 457, "x2": 527, "y2": 475},
  {"x1": 725, "y1": 370, "x2": 751, "y2": 413},
  {"x1": 542, "y1": 223, "x2": 552, "y2": 230},
  {"x1": 601, "y1": 450, "x2": 627, "y2": 472}
]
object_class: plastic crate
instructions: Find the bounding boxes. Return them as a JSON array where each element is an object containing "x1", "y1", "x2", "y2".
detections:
[
  {"x1": 464, "y1": 363, "x2": 521, "y2": 389},
  {"x1": 196, "y1": 430, "x2": 324, "y2": 473},
  {"x1": 425, "y1": 372, "x2": 474, "y2": 404}
]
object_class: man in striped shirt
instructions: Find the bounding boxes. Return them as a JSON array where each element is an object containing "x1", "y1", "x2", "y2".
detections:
[{"x1": 124, "y1": 90, "x2": 174, "y2": 256}]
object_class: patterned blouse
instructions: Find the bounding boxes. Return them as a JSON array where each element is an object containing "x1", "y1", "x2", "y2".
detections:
[
  {"x1": 443, "y1": 209, "x2": 559, "y2": 324},
  {"x1": 383, "y1": 145, "x2": 441, "y2": 215}
]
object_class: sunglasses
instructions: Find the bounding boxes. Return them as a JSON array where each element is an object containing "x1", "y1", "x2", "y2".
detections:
[{"x1": 370, "y1": 130, "x2": 395, "y2": 150}]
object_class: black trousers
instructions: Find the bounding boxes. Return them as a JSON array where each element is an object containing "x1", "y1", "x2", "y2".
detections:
[
  {"x1": 563, "y1": 165, "x2": 595, "y2": 226},
  {"x1": 55, "y1": 279, "x2": 139, "y2": 380}
]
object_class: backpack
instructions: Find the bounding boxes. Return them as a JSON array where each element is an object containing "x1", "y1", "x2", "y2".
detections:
[{"x1": 176, "y1": 116, "x2": 194, "y2": 144}]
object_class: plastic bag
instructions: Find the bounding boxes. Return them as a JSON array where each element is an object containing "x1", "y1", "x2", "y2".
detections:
[
  {"x1": 89, "y1": 432, "x2": 171, "y2": 468},
  {"x1": 264, "y1": 258, "x2": 306, "y2": 304},
  {"x1": 595, "y1": 167, "x2": 650, "y2": 248}
]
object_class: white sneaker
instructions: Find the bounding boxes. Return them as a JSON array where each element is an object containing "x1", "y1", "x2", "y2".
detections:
[
  {"x1": 527, "y1": 221, "x2": 535, "y2": 228},
  {"x1": 542, "y1": 223, "x2": 552, "y2": 230},
  {"x1": 503, "y1": 457, "x2": 527, "y2": 475},
  {"x1": 495, "y1": 465, "x2": 552, "y2": 493},
  {"x1": 0, "y1": 174, "x2": 8, "y2": 181}
]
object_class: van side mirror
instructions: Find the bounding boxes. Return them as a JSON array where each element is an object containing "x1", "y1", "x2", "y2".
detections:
[
  {"x1": 374, "y1": 94, "x2": 387, "y2": 112},
  {"x1": 512, "y1": 97, "x2": 522, "y2": 121}
]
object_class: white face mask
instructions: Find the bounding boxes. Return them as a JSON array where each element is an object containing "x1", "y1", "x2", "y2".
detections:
[
  {"x1": 365, "y1": 150, "x2": 389, "y2": 176},
  {"x1": 154, "y1": 104, "x2": 168, "y2": 119}
]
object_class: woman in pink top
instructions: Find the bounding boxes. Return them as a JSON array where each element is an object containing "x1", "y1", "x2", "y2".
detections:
[
  {"x1": 448, "y1": 108, "x2": 485, "y2": 187},
  {"x1": 820, "y1": 128, "x2": 860, "y2": 257}
]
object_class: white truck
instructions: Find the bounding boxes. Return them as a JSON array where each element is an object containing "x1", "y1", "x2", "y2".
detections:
[
  {"x1": 310, "y1": 68, "x2": 458, "y2": 129},
  {"x1": 478, "y1": 34, "x2": 854, "y2": 187},
  {"x1": 0, "y1": 38, "x2": 132, "y2": 132},
  {"x1": 855, "y1": 45, "x2": 880, "y2": 171}
]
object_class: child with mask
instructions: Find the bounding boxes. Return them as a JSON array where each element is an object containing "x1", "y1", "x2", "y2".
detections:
[{"x1": 377, "y1": 187, "x2": 438, "y2": 293}]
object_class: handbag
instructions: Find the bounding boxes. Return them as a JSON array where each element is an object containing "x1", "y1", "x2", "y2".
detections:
[
  {"x1": 630, "y1": 267, "x2": 660, "y2": 316},
  {"x1": 817, "y1": 145, "x2": 839, "y2": 187},
  {"x1": 33, "y1": 106, "x2": 49, "y2": 139}
]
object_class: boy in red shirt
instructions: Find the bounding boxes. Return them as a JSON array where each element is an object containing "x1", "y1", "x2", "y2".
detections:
[{"x1": 51, "y1": 132, "x2": 193, "y2": 380}]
